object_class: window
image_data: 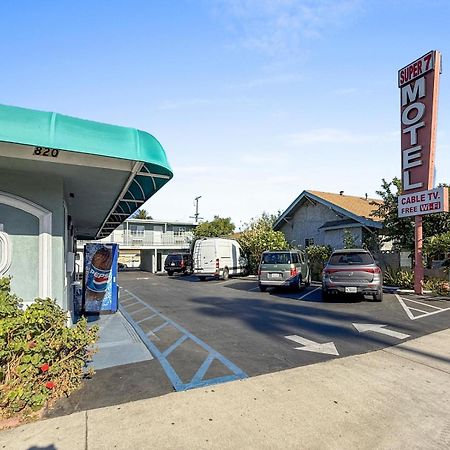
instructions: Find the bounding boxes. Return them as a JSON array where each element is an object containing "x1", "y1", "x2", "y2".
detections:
[
  {"x1": 329, "y1": 252, "x2": 374, "y2": 265},
  {"x1": 298, "y1": 251, "x2": 305, "y2": 264},
  {"x1": 291, "y1": 253, "x2": 299, "y2": 264},
  {"x1": 262, "y1": 252, "x2": 291, "y2": 264},
  {"x1": 130, "y1": 225, "x2": 145, "y2": 236},
  {"x1": 305, "y1": 238, "x2": 314, "y2": 247},
  {"x1": 174, "y1": 227, "x2": 186, "y2": 236},
  {"x1": 0, "y1": 230, "x2": 11, "y2": 275}
]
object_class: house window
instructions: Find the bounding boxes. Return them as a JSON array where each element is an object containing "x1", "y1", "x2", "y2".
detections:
[
  {"x1": 174, "y1": 227, "x2": 186, "y2": 236},
  {"x1": 305, "y1": 238, "x2": 314, "y2": 247},
  {"x1": 130, "y1": 225, "x2": 145, "y2": 236},
  {"x1": 0, "y1": 229, "x2": 11, "y2": 275}
]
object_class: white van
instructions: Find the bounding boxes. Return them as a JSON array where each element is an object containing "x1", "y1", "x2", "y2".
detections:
[{"x1": 193, "y1": 238, "x2": 247, "y2": 280}]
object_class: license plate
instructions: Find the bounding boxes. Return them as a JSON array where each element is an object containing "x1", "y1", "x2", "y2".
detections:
[
  {"x1": 170, "y1": 263, "x2": 175, "y2": 266},
  {"x1": 270, "y1": 273, "x2": 281, "y2": 279},
  {"x1": 345, "y1": 287, "x2": 357, "y2": 293}
]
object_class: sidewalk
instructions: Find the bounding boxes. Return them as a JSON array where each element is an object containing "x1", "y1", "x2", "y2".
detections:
[{"x1": 2, "y1": 329, "x2": 450, "y2": 449}]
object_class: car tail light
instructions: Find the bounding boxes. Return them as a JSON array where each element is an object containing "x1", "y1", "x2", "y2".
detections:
[
  {"x1": 258, "y1": 267, "x2": 261, "y2": 276},
  {"x1": 216, "y1": 258, "x2": 220, "y2": 269},
  {"x1": 290, "y1": 265, "x2": 297, "y2": 277},
  {"x1": 180, "y1": 260, "x2": 184, "y2": 268}
]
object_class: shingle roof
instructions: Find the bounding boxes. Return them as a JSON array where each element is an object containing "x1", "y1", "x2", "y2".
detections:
[
  {"x1": 307, "y1": 191, "x2": 382, "y2": 222},
  {"x1": 273, "y1": 190, "x2": 384, "y2": 231}
]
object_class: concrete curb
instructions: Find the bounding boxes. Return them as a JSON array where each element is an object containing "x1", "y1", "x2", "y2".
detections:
[{"x1": 2, "y1": 329, "x2": 450, "y2": 449}]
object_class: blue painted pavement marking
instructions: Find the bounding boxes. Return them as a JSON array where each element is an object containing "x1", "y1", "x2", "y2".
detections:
[
  {"x1": 152, "y1": 321, "x2": 169, "y2": 334},
  {"x1": 119, "y1": 288, "x2": 248, "y2": 391}
]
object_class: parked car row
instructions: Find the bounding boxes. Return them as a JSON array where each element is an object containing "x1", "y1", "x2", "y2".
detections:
[{"x1": 164, "y1": 238, "x2": 383, "y2": 301}]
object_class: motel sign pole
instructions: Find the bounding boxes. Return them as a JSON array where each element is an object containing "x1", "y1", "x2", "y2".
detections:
[
  {"x1": 398, "y1": 50, "x2": 446, "y2": 295},
  {"x1": 414, "y1": 215, "x2": 424, "y2": 294}
]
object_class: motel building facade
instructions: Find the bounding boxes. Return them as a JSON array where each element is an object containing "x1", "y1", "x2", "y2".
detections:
[{"x1": 0, "y1": 104, "x2": 172, "y2": 324}]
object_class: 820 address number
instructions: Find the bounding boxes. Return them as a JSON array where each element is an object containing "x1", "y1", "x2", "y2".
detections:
[{"x1": 33, "y1": 147, "x2": 59, "y2": 158}]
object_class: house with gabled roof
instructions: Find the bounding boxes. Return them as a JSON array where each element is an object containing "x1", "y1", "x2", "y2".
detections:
[{"x1": 273, "y1": 190, "x2": 384, "y2": 250}]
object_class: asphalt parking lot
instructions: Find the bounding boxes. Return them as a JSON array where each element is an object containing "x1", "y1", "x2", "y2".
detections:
[
  {"x1": 118, "y1": 271, "x2": 450, "y2": 390},
  {"x1": 48, "y1": 270, "x2": 450, "y2": 417}
]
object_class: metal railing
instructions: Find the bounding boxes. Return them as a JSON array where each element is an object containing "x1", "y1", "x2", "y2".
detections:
[{"x1": 77, "y1": 230, "x2": 194, "y2": 248}]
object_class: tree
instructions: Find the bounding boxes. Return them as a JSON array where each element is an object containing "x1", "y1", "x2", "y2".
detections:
[
  {"x1": 372, "y1": 178, "x2": 450, "y2": 251},
  {"x1": 237, "y1": 213, "x2": 289, "y2": 274},
  {"x1": 193, "y1": 216, "x2": 235, "y2": 238},
  {"x1": 424, "y1": 231, "x2": 450, "y2": 264},
  {"x1": 306, "y1": 244, "x2": 333, "y2": 280},
  {"x1": 343, "y1": 229, "x2": 357, "y2": 249},
  {"x1": 132, "y1": 209, "x2": 152, "y2": 220}
]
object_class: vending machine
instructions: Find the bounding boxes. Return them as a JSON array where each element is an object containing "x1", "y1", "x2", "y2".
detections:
[{"x1": 82, "y1": 243, "x2": 119, "y2": 314}]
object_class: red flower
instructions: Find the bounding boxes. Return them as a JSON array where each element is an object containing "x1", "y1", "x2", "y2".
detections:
[
  {"x1": 40, "y1": 363, "x2": 49, "y2": 372},
  {"x1": 45, "y1": 381, "x2": 55, "y2": 389},
  {"x1": 28, "y1": 341, "x2": 36, "y2": 349}
]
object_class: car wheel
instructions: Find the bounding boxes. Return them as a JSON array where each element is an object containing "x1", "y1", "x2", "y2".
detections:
[
  {"x1": 259, "y1": 284, "x2": 267, "y2": 292},
  {"x1": 322, "y1": 289, "x2": 332, "y2": 302},
  {"x1": 295, "y1": 275, "x2": 303, "y2": 292},
  {"x1": 223, "y1": 268, "x2": 229, "y2": 281},
  {"x1": 373, "y1": 291, "x2": 383, "y2": 302},
  {"x1": 167, "y1": 271, "x2": 173, "y2": 276}
]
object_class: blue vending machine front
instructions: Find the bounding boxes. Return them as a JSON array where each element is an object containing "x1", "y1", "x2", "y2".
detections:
[{"x1": 82, "y1": 243, "x2": 119, "y2": 314}]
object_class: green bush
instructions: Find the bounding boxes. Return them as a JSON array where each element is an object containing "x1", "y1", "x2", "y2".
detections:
[
  {"x1": 424, "y1": 278, "x2": 449, "y2": 296},
  {"x1": 0, "y1": 277, "x2": 98, "y2": 419},
  {"x1": 237, "y1": 215, "x2": 289, "y2": 274},
  {"x1": 306, "y1": 245, "x2": 333, "y2": 281},
  {"x1": 383, "y1": 267, "x2": 414, "y2": 288}
]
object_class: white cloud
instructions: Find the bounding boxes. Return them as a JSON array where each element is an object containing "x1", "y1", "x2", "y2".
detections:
[
  {"x1": 283, "y1": 128, "x2": 398, "y2": 146},
  {"x1": 211, "y1": 0, "x2": 364, "y2": 56}
]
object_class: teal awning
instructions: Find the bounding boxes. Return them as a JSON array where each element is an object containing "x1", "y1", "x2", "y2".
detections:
[{"x1": 0, "y1": 104, "x2": 173, "y2": 239}]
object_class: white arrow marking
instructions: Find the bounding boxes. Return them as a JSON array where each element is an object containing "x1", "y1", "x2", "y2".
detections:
[
  {"x1": 353, "y1": 323, "x2": 410, "y2": 340},
  {"x1": 285, "y1": 335, "x2": 339, "y2": 355}
]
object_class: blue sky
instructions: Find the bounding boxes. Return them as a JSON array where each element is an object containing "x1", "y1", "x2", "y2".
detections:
[{"x1": 1, "y1": 0, "x2": 449, "y2": 228}]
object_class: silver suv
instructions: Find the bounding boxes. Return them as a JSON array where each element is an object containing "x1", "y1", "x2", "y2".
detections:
[
  {"x1": 322, "y1": 249, "x2": 383, "y2": 302},
  {"x1": 258, "y1": 250, "x2": 311, "y2": 292}
]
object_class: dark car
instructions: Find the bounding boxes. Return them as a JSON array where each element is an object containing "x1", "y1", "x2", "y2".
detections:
[
  {"x1": 164, "y1": 253, "x2": 193, "y2": 276},
  {"x1": 322, "y1": 248, "x2": 383, "y2": 302}
]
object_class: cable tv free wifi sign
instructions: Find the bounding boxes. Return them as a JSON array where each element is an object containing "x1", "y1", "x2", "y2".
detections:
[{"x1": 398, "y1": 186, "x2": 448, "y2": 218}]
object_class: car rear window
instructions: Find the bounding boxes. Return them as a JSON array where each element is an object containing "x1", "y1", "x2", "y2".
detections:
[
  {"x1": 166, "y1": 255, "x2": 182, "y2": 263},
  {"x1": 329, "y1": 252, "x2": 374, "y2": 265},
  {"x1": 261, "y1": 252, "x2": 292, "y2": 264}
]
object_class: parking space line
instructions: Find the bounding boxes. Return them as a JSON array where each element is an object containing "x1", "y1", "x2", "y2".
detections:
[
  {"x1": 129, "y1": 306, "x2": 150, "y2": 315},
  {"x1": 402, "y1": 297, "x2": 447, "y2": 310},
  {"x1": 136, "y1": 313, "x2": 157, "y2": 324},
  {"x1": 162, "y1": 335, "x2": 189, "y2": 357},
  {"x1": 152, "y1": 321, "x2": 169, "y2": 333},
  {"x1": 298, "y1": 286, "x2": 321, "y2": 300},
  {"x1": 396, "y1": 294, "x2": 450, "y2": 320},
  {"x1": 407, "y1": 307, "x2": 429, "y2": 314},
  {"x1": 120, "y1": 289, "x2": 248, "y2": 391},
  {"x1": 191, "y1": 354, "x2": 215, "y2": 385}
]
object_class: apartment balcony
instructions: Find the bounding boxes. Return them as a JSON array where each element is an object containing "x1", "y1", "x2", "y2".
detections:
[{"x1": 78, "y1": 230, "x2": 193, "y2": 249}]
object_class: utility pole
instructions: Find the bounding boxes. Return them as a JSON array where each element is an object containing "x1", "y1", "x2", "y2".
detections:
[{"x1": 190, "y1": 196, "x2": 203, "y2": 223}]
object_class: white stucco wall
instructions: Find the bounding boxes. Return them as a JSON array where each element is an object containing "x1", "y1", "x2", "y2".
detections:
[{"x1": 0, "y1": 169, "x2": 65, "y2": 308}]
